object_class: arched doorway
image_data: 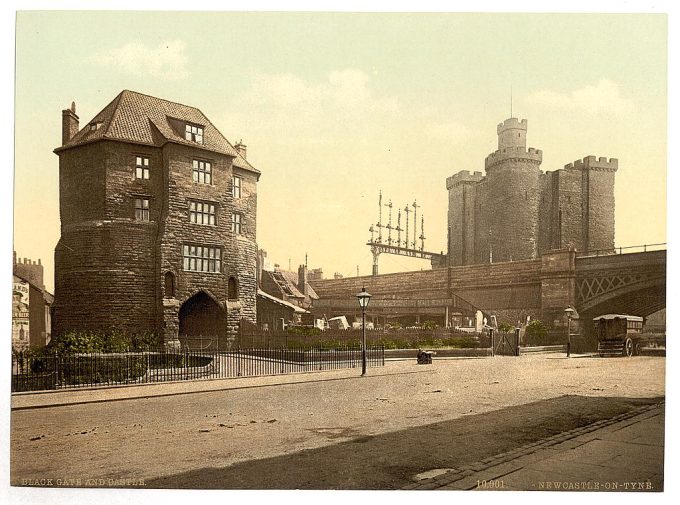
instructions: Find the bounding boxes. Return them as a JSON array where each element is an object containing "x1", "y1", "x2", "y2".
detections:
[{"x1": 179, "y1": 291, "x2": 226, "y2": 347}]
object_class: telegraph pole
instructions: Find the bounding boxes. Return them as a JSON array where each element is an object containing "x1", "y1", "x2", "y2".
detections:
[{"x1": 412, "y1": 200, "x2": 420, "y2": 249}]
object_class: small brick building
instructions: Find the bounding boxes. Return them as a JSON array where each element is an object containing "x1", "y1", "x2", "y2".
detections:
[
  {"x1": 12, "y1": 252, "x2": 53, "y2": 350},
  {"x1": 257, "y1": 262, "x2": 319, "y2": 329},
  {"x1": 447, "y1": 117, "x2": 617, "y2": 266},
  {"x1": 53, "y1": 90, "x2": 260, "y2": 347}
]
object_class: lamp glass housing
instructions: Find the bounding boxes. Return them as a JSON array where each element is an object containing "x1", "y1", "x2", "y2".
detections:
[{"x1": 357, "y1": 287, "x2": 371, "y2": 309}]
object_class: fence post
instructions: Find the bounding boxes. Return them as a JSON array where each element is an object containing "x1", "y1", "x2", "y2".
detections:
[
  {"x1": 184, "y1": 347, "x2": 189, "y2": 380},
  {"x1": 55, "y1": 351, "x2": 60, "y2": 388},
  {"x1": 490, "y1": 329, "x2": 495, "y2": 356},
  {"x1": 515, "y1": 328, "x2": 521, "y2": 356}
]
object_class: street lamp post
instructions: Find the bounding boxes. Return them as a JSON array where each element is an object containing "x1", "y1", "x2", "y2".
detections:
[
  {"x1": 564, "y1": 306, "x2": 575, "y2": 358},
  {"x1": 356, "y1": 287, "x2": 372, "y2": 376}
]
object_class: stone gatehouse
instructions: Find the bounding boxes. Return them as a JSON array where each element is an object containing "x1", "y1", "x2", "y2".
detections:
[{"x1": 53, "y1": 90, "x2": 260, "y2": 346}]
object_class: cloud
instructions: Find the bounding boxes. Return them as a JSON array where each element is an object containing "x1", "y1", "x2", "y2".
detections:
[
  {"x1": 88, "y1": 40, "x2": 188, "y2": 81},
  {"x1": 240, "y1": 69, "x2": 396, "y2": 114},
  {"x1": 223, "y1": 69, "x2": 467, "y2": 148},
  {"x1": 527, "y1": 79, "x2": 634, "y2": 116}
]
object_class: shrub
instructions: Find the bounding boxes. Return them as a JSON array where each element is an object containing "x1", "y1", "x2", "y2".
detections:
[
  {"x1": 286, "y1": 338, "x2": 361, "y2": 350},
  {"x1": 286, "y1": 326, "x2": 323, "y2": 337},
  {"x1": 47, "y1": 330, "x2": 160, "y2": 354},
  {"x1": 498, "y1": 322, "x2": 514, "y2": 333},
  {"x1": 421, "y1": 320, "x2": 438, "y2": 330},
  {"x1": 524, "y1": 320, "x2": 549, "y2": 346},
  {"x1": 61, "y1": 355, "x2": 148, "y2": 385},
  {"x1": 441, "y1": 336, "x2": 480, "y2": 348}
]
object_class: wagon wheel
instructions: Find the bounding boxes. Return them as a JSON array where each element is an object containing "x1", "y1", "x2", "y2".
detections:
[
  {"x1": 634, "y1": 341, "x2": 642, "y2": 356},
  {"x1": 623, "y1": 337, "x2": 634, "y2": 358}
]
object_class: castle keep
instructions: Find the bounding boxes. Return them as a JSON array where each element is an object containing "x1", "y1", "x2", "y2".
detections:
[
  {"x1": 446, "y1": 118, "x2": 617, "y2": 266},
  {"x1": 53, "y1": 90, "x2": 260, "y2": 346}
]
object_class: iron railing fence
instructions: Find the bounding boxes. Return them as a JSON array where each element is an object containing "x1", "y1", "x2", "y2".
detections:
[
  {"x1": 178, "y1": 335, "x2": 231, "y2": 352},
  {"x1": 11, "y1": 345, "x2": 385, "y2": 393},
  {"x1": 237, "y1": 320, "x2": 491, "y2": 349},
  {"x1": 575, "y1": 242, "x2": 666, "y2": 258}
]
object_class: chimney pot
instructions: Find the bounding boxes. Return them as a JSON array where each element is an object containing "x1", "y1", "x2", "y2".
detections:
[
  {"x1": 62, "y1": 101, "x2": 80, "y2": 145},
  {"x1": 234, "y1": 140, "x2": 247, "y2": 160}
]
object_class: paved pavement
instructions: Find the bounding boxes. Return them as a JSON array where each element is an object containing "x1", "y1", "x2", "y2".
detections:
[
  {"x1": 404, "y1": 402, "x2": 664, "y2": 491},
  {"x1": 8, "y1": 353, "x2": 597, "y2": 411},
  {"x1": 10, "y1": 365, "x2": 393, "y2": 411}
]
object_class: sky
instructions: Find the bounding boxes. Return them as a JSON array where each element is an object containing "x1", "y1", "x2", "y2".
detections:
[{"x1": 10, "y1": 10, "x2": 668, "y2": 293}]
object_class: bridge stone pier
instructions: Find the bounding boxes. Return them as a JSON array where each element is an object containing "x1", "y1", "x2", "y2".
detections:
[{"x1": 310, "y1": 248, "x2": 665, "y2": 349}]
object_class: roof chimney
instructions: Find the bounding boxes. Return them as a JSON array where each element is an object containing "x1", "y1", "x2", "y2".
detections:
[
  {"x1": 298, "y1": 264, "x2": 307, "y2": 295},
  {"x1": 62, "y1": 101, "x2": 79, "y2": 145},
  {"x1": 234, "y1": 139, "x2": 247, "y2": 159}
]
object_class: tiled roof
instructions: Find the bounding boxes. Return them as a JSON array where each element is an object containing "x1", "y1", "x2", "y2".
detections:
[
  {"x1": 57, "y1": 90, "x2": 260, "y2": 175},
  {"x1": 261, "y1": 269, "x2": 319, "y2": 302},
  {"x1": 257, "y1": 290, "x2": 308, "y2": 313},
  {"x1": 278, "y1": 270, "x2": 319, "y2": 300},
  {"x1": 233, "y1": 151, "x2": 257, "y2": 172}
]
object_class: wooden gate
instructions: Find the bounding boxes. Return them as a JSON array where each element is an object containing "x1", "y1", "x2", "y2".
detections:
[{"x1": 492, "y1": 330, "x2": 520, "y2": 356}]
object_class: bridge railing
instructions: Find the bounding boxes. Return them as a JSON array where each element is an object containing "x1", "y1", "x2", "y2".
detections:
[{"x1": 575, "y1": 243, "x2": 666, "y2": 258}]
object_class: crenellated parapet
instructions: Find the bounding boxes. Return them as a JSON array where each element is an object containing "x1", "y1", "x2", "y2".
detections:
[
  {"x1": 564, "y1": 155, "x2": 618, "y2": 172},
  {"x1": 484, "y1": 146, "x2": 543, "y2": 170},
  {"x1": 497, "y1": 117, "x2": 527, "y2": 135},
  {"x1": 446, "y1": 170, "x2": 484, "y2": 190}
]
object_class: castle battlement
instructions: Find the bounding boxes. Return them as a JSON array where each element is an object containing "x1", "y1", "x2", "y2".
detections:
[
  {"x1": 446, "y1": 170, "x2": 484, "y2": 189},
  {"x1": 564, "y1": 155, "x2": 618, "y2": 172},
  {"x1": 448, "y1": 115, "x2": 616, "y2": 268},
  {"x1": 497, "y1": 117, "x2": 527, "y2": 134},
  {"x1": 484, "y1": 146, "x2": 543, "y2": 170}
]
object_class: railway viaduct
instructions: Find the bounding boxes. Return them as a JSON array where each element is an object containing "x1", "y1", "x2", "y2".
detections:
[{"x1": 309, "y1": 247, "x2": 666, "y2": 346}]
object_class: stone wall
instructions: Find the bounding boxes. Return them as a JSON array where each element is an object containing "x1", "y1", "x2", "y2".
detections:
[
  {"x1": 473, "y1": 179, "x2": 490, "y2": 264},
  {"x1": 310, "y1": 257, "x2": 544, "y2": 314},
  {"x1": 446, "y1": 171, "x2": 483, "y2": 266},
  {"x1": 54, "y1": 139, "x2": 258, "y2": 342},
  {"x1": 485, "y1": 160, "x2": 541, "y2": 262},
  {"x1": 57, "y1": 142, "x2": 107, "y2": 225},
  {"x1": 554, "y1": 168, "x2": 584, "y2": 251},
  {"x1": 54, "y1": 219, "x2": 158, "y2": 336},
  {"x1": 579, "y1": 157, "x2": 617, "y2": 252},
  {"x1": 537, "y1": 171, "x2": 555, "y2": 254},
  {"x1": 158, "y1": 142, "x2": 257, "y2": 344}
]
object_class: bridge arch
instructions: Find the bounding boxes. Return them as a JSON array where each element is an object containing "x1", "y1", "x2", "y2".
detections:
[{"x1": 576, "y1": 277, "x2": 666, "y2": 318}]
